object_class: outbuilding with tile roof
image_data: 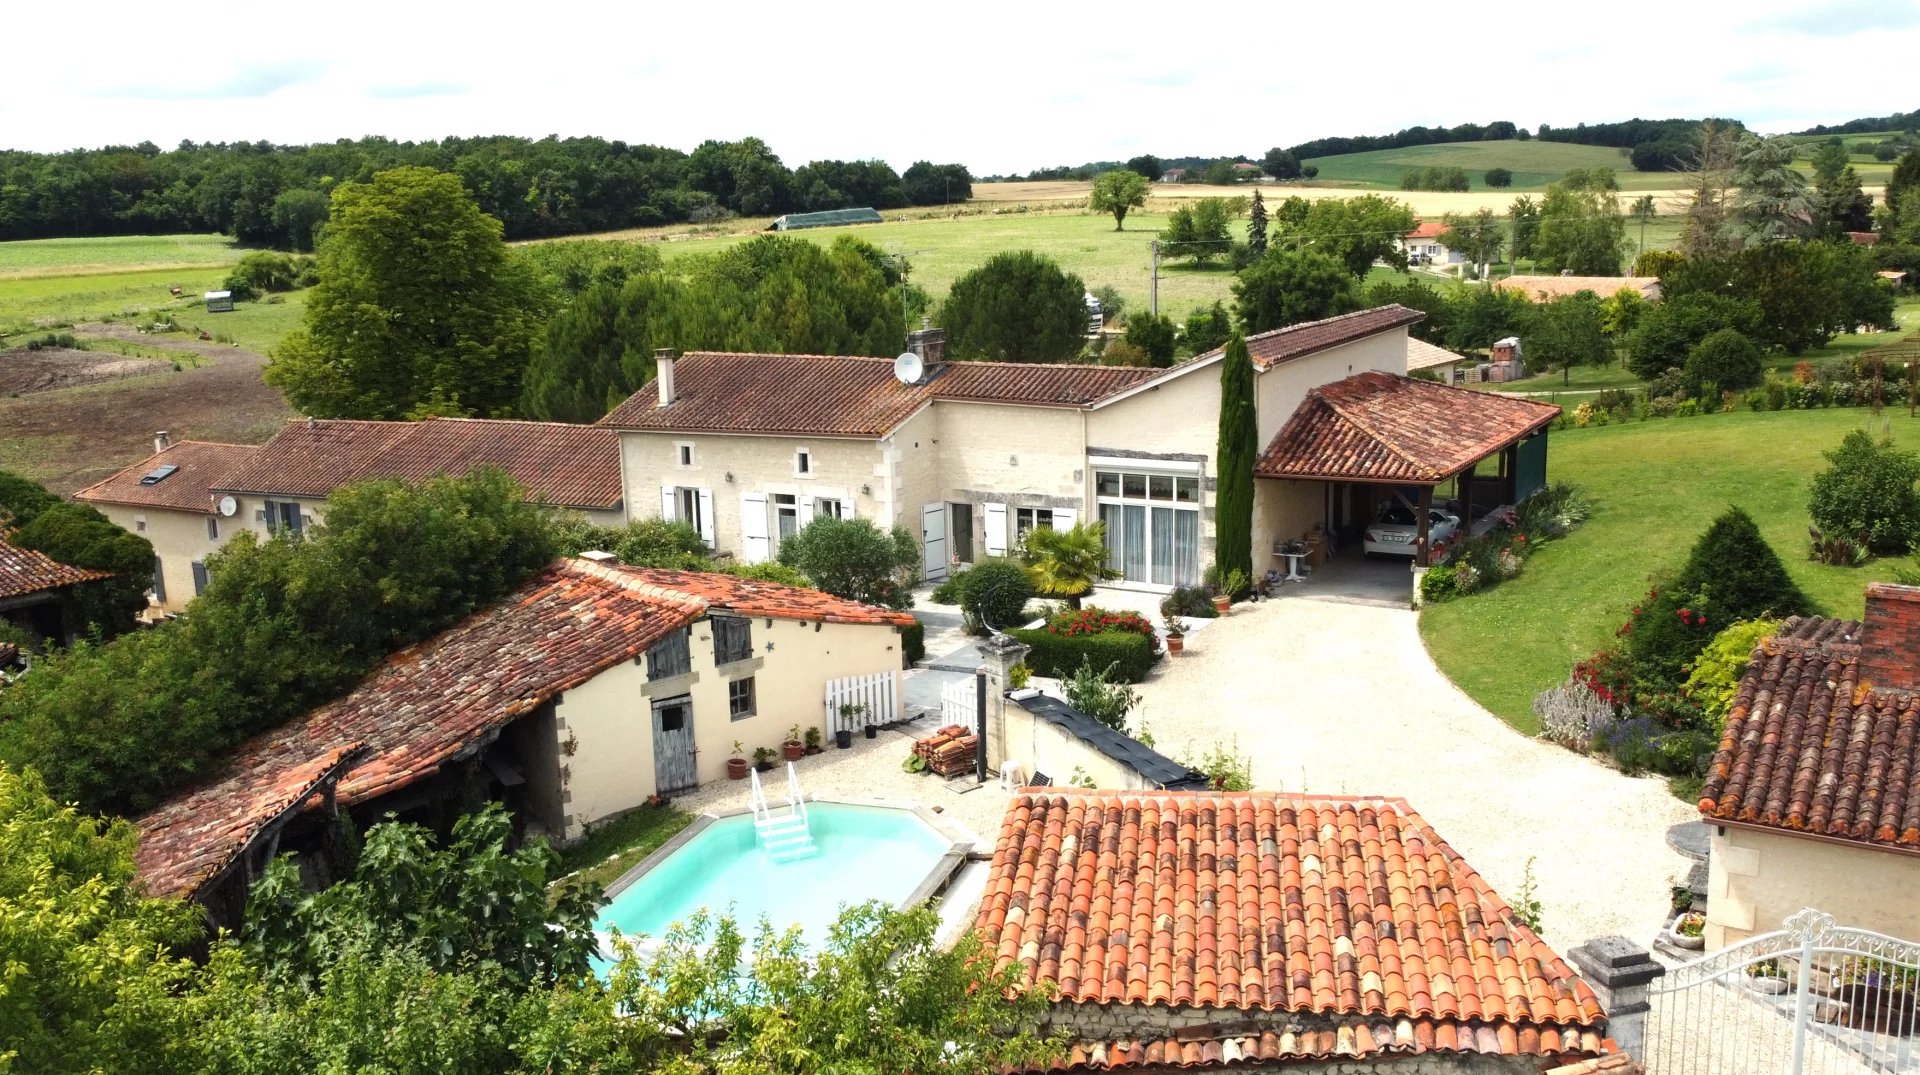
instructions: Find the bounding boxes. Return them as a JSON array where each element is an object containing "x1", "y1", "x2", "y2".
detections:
[
  {"x1": 0, "y1": 533, "x2": 112, "y2": 642},
  {"x1": 979, "y1": 788, "x2": 1615, "y2": 1072},
  {"x1": 132, "y1": 558, "x2": 913, "y2": 924},
  {"x1": 1696, "y1": 582, "x2": 1920, "y2": 948}
]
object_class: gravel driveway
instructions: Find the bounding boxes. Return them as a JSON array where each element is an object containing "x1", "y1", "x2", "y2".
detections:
[{"x1": 1129, "y1": 593, "x2": 1696, "y2": 949}]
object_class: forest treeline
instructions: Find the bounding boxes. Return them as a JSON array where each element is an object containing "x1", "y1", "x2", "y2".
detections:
[{"x1": 0, "y1": 135, "x2": 972, "y2": 247}]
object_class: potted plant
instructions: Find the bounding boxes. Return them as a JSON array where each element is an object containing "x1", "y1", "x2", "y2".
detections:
[
  {"x1": 833, "y1": 703, "x2": 858, "y2": 749},
  {"x1": 1668, "y1": 910, "x2": 1707, "y2": 950},
  {"x1": 1746, "y1": 958, "x2": 1791, "y2": 995},
  {"x1": 782, "y1": 725, "x2": 806, "y2": 762},
  {"x1": 727, "y1": 740, "x2": 749, "y2": 780},
  {"x1": 1164, "y1": 615, "x2": 1186, "y2": 654},
  {"x1": 1204, "y1": 565, "x2": 1231, "y2": 614},
  {"x1": 752, "y1": 746, "x2": 777, "y2": 773},
  {"x1": 803, "y1": 726, "x2": 824, "y2": 755}
]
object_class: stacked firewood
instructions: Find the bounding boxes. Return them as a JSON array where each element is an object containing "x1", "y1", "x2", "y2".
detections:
[{"x1": 914, "y1": 725, "x2": 978, "y2": 776}]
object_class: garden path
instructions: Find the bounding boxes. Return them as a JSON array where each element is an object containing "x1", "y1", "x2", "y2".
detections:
[{"x1": 1127, "y1": 592, "x2": 1697, "y2": 950}]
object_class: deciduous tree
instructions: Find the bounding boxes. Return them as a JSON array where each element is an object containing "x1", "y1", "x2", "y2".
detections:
[
  {"x1": 1523, "y1": 291, "x2": 1611, "y2": 384},
  {"x1": 1508, "y1": 195, "x2": 1542, "y2": 262},
  {"x1": 1438, "y1": 208, "x2": 1504, "y2": 276},
  {"x1": 1535, "y1": 171, "x2": 1628, "y2": 275},
  {"x1": 1277, "y1": 195, "x2": 1416, "y2": 276},
  {"x1": 1262, "y1": 147, "x2": 1301, "y2": 180},
  {"x1": 1089, "y1": 169, "x2": 1149, "y2": 230},
  {"x1": 941, "y1": 251, "x2": 1088, "y2": 363},
  {"x1": 1231, "y1": 247, "x2": 1359, "y2": 334},
  {"x1": 775, "y1": 515, "x2": 919, "y2": 609},
  {"x1": 267, "y1": 167, "x2": 544, "y2": 419},
  {"x1": 1161, "y1": 198, "x2": 1241, "y2": 266}
]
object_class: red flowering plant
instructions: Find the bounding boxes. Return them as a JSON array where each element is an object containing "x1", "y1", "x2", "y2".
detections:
[{"x1": 1046, "y1": 607, "x2": 1159, "y2": 651}]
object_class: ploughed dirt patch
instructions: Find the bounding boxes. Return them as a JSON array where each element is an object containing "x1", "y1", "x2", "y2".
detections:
[
  {"x1": 0, "y1": 346, "x2": 166, "y2": 396},
  {"x1": 0, "y1": 327, "x2": 290, "y2": 494}
]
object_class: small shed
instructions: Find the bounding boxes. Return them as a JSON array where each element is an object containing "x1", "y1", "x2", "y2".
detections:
[
  {"x1": 204, "y1": 290, "x2": 234, "y2": 313},
  {"x1": 768, "y1": 208, "x2": 883, "y2": 231}
]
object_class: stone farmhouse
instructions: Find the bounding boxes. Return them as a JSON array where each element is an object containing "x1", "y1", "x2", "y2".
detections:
[
  {"x1": 130, "y1": 558, "x2": 910, "y2": 924},
  {"x1": 1697, "y1": 582, "x2": 1920, "y2": 949}
]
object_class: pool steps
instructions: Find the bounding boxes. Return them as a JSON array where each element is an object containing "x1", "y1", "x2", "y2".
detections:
[{"x1": 748, "y1": 763, "x2": 818, "y2": 862}]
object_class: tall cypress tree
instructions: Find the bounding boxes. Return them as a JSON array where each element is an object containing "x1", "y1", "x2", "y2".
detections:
[
  {"x1": 1247, "y1": 189, "x2": 1268, "y2": 256},
  {"x1": 1214, "y1": 335, "x2": 1257, "y2": 591}
]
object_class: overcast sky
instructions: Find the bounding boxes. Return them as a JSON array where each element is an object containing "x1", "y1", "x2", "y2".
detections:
[{"x1": 6, "y1": 0, "x2": 1917, "y2": 173}]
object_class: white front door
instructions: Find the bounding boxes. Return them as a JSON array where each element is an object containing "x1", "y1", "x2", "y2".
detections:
[{"x1": 921, "y1": 503, "x2": 948, "y2": 581}]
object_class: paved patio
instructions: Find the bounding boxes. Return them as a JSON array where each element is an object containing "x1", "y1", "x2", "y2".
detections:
[{"x1": 1122, "y1": 594, "x2": 1697, "y2": 949}]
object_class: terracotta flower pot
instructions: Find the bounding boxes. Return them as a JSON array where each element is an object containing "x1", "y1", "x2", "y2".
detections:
[
  {"x1": 782, "y1": 741, "x2": 805, "y2": 761},
  {"x1": 727, "y1": 757, "x2": 749, "y2": 780},
  {"x1": 1167, "y1": 635, "x2": 1185, "y2": 654},
  {"x1": 1211, "y1": 595, "x2": 1231, "y2": 614}
]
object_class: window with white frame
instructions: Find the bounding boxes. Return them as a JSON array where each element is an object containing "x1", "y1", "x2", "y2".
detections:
[
  {"x1": 675, "y1": 487, "x2": 703, "y2": 534},
  {"x1": 1014, "y1": 507, "x2": 1055, "y2": 541},
  {"x1": 795, "y1": 449, "x2": 812, "y2": 476},
  {"x1": 728, "y1": 677, "x2": 756, "y2": 719},
  {"x1": 675, "y1": 442, "x2": 695, "y2": 468},
  {"x1": 815, "y1": 497, "x2": 843, "y2": 520},
  {"x1": 1094, "y1": 468, "x2": 1202, "y2": 587}
]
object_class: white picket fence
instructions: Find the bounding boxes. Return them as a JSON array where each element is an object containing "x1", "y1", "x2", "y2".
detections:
[{"x1": 824, "y1": 671, "x2": 899, "y2": 736}]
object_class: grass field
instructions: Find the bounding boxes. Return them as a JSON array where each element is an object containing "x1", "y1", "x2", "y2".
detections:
[
  {"x1": 1303, "y1": 141, "x2": 1654, "y2": 191},
  {"x1": 1420, "y1": 407, "x2": 1919, "y2": 734},
  {"x1": 0, "y1": 234, "x2": 245, "y2": 276}
]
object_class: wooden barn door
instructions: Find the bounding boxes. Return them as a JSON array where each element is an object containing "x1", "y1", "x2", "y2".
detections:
[{"x1": 650, "y1": 694, "x2": 697, "y2": 794}]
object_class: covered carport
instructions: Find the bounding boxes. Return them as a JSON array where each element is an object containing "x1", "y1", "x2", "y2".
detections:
[{"x1": 1251, "y1": 372, "x2": 1561, "y2": 582}]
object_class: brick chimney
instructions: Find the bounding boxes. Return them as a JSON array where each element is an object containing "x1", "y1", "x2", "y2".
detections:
[
  {"x1": 1859, "y1": 582, "x2": 1920, "y2": 692},
  {"x1": 907, "y1": 318, "x2": 946, "y2": 368},
  {"x1": 152, "y1": 430, "x2": 171, "y2": 454},
  {"x1": 655, "y1": 348, "x2": 676, "y2": 407}
]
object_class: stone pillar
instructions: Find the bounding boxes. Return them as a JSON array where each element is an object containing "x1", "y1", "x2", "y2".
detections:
[
  {"x1": 974, "y1": 632, "x2": 1030, "y2": 774},
  {"x1": 1568, "y1": 935, "x2": 1665, "y2": 1060}
]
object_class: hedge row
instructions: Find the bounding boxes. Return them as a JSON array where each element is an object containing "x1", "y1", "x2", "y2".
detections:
[{"x1": 1009, "y1": 627, "x2": 1157, "y2": 683}]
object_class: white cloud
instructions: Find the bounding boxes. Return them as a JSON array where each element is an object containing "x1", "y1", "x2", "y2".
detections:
[{"x1": 1, "y1": 0, "x2": 1915, "y2": 170}]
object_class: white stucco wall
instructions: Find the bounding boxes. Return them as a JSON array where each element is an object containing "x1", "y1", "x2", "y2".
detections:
[
  {"x1": 1706, "y1": 825, "x2": 1920, "y2": 949},
  {"x1": 552, "y1": 614, "x2": 903, "y2": 839},
  {"x1": 1252, "y1": 329, "x2": 1411, "y2": 445},
  {"x1": 91, "y1": 504, "x2": 225, "y2": 613},
  {"x1": 618, "y1": 431, "x2": 887, "y2": 560},
  {"x1": 1000, "y1": 706, "x2": 1160, "y2": 791}
]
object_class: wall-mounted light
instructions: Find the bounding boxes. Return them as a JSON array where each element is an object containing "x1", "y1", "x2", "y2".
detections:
[
  {"x1": 1009, "y1": 455, "x2": 1018, "y2": 466},
  {"x1": 861, "y1": 483, "x2": 872, "y2": 496},
  {"x1": 725, "y1": 471, "x2": 735, "y2": 484}
]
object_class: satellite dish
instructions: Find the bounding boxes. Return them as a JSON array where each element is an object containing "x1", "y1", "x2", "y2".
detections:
[
  {"x1": 217, "y1": 495, "x2": 238, "y2": 518},
  {"x1": 893, "y1": 351, "x2": 924, "y2": 386}
]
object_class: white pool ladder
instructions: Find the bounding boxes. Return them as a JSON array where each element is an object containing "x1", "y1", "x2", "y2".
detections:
[{"x1": 748, "y1": 762, "x2": 815, "y2": 862}]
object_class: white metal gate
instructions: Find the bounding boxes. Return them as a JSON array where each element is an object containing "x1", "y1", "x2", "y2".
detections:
[
  {"x1": 1644, "y1": 909, "x2": 1919, "y2": 1075},
  {"x1": 824, "y1": 671, "x2": 898, "y2": 738}
]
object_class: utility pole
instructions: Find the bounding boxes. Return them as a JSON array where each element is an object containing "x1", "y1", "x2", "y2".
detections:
[{"x1": 1150, "y1": 240, "x2": 1160, "y2": 318}]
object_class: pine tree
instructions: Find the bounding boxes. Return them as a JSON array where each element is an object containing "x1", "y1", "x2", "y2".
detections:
[
  {"x1": 1214, "y1": 335, "x2": 1257, "y2": 590},
  {"x1": 1247, "y1": 190, "x2": 1268, "y2": 257}
]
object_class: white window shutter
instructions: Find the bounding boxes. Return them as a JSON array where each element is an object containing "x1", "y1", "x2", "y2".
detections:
[
  {"x1": 798, "y1": 497, "x2": 815, "y2": 528},
  {"x1": 697, "y1": 489, "x2": 715, "y2": 547},
  {"x1": 660, "y1": 485, "x2": 677, "y2": 521},
  {"x1": 1053, "y1": 507, "x2": 1078, "y2": 530},
  {"x1": 740, "y1": 492, "x2": 770, "y2": 563},
  {"x1": 839, "y1": 498, "x2": 853, "y2": 519},
  {"x1": 983, "y1": 502, "x2": 1007, "y2": 556}
]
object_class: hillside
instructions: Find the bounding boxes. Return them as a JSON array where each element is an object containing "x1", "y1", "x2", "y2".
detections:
[{"x1": 1302, "y1": 141, "x2": 1671, "y2": 191}]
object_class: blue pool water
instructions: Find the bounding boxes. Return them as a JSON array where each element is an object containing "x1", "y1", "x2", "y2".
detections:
[{"x1": 595, "y1": 803, "x2": 953, "y2": 953}]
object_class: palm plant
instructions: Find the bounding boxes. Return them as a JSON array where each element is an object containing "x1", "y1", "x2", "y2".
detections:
[{"x1": 1023, "y1": 522, "x2": 1119, "y2": 609}]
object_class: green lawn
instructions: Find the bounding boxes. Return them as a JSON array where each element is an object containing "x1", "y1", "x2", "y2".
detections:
[
  {"x1": 0, "y1": 233, "x2": 245, "y2": 274},
  {"x1": 0, "y1": 266, "x2": 235, "y2": 336},
  {"x1": 554, "y1": 805, "x2": 694, "y2": 893},
  {"x1": 1303, "y1": 141, "x2": 1670, "y2": 192},
  {"x1": 1420, "y1": 408, "x2": 1920, "y2": 733}
]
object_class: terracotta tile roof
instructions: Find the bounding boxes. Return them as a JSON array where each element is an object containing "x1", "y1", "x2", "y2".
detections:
[
  {"x1": 1053, "y1": 1019, "x2": 1612, "y2": 1070},
  {"x1": 213, "y1": 418, "x2": 622, "y2": 510},
  {"x1": 0, "y1": 535, "x2": 110, "y2": 601},
  {"x1": 1848, "y1": 231, "x2": 1881, "y2": 246},
  {"x1": 599, "y1": 353, "x2": 1158, "y2": 437},
  {"x1": 1492, "y1": 276, "x2": 1661, "y2": 303},
  {"x1": 131, "y1": 744, "x2": 362, "y2": 901},
  {"x1": 72, "y1": 441, "x2": 261, "y2": 514},
  {"x1": 1405, "y1": 337, "x2": 1465, "y2": 372},
  {"x1": 979, "y1": 790, "x2": 1607, "y2": 1060},
  {"x1": 132, "y1": 560, "x2": 910, "y2": 899},
  {"x1": 1253, "y1": 371, "x2": 1558, "y2": 484},
  {"x1": 1698, "y1": 614, "x2": 1920, "y2": 851},
  {"x1": 610, "y1": 566, "x2": 916, "y2": 627},
  {"x1": 1192, "y1": 306, "x2": 1427, "y2": 371},
  {"x1": 1405, "y1": 221, "x2": 1448, "y2": 241}
]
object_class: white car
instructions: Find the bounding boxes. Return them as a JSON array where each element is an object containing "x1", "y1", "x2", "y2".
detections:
[{"x1": 1363, "y1": 503, "x2": 1461, "y2": 557}]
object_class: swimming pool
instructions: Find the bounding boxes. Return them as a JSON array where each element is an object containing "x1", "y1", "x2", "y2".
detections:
[{"x1": 596, "y1": 801, "x2": 966, "y2": 952}]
